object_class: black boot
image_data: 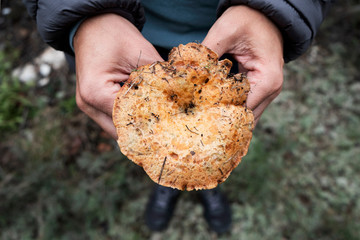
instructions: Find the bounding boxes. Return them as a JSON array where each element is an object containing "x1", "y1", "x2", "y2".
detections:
[
  {"x1": 145, "y1": 184, "x2": 181, "y2": 231},
  {"x1": 198, "y1": 187, "x2": 232, "y2": 234}
]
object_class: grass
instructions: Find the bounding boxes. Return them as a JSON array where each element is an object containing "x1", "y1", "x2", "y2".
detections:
[{"x1": 1, "y1": 1, "x2": 360, "y2": 239}]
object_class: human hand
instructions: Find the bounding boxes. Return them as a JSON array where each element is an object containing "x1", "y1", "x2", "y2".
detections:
[
  {"x1": 202, "y1": 5, "x2": 284, "y2": 125},
  {"x1": 74, "y1": 14, "x2": 163, "y2": 139}
]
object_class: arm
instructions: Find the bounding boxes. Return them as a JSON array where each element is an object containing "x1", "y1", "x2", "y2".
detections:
[
  {"x1": 217, "y1": 0, "x2": 333, "y2": 62},
  {"x1": 22, "y1": 0, "x2": 145, "y2": 55}
]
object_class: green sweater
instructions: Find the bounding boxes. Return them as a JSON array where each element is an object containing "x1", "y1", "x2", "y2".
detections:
[{"x1": 141, "y1": 0, "x2": 219, "y2": 49}]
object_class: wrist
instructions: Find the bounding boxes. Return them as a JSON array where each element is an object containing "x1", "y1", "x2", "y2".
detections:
[
  {"x1": 74, "y1": 14, "x2": 136, "y2": 53},
  {"x1": 69, "y1": 18, "x2": 87, "y2": 53}
]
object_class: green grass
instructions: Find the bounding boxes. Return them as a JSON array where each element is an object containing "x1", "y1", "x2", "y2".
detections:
[
  {"x1": 1, "y1": 1, "x2": 360, "y2": 239},
  {"x1": 0, "y1": 49, "x2": 32, "y2": 133}
]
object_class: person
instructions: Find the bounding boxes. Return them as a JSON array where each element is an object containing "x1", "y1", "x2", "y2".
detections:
[{"x1": 22, "y1": 0, "x2": 333, "y2": 234}]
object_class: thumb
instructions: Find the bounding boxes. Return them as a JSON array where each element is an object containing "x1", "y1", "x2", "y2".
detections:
[
  {"x1": 202, "y1": 33, "x2": 230, "y2": 58},
  {"x1": 133, "y1": 44, "x2": 164, "y2": 68}
]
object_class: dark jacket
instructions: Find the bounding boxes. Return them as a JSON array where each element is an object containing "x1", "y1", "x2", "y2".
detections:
[{"x1": 22, "y1": 0, "x2": 333, "y2": 62}]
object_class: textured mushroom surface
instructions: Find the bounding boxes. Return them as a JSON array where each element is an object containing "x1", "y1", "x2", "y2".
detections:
[{"x1": 113, "y1": 43, "x2": 254, "y2": 190}]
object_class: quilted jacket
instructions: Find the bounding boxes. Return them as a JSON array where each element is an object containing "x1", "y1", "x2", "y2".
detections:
[{"x1": 22, "y1": 0, "x2": 333, "y2": 62}]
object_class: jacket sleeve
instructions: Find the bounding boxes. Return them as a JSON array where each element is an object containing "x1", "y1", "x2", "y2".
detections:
[
  {"x1": 217, "y1": 0, "x2": 333, "y2": 62},
  {"x1": 22, "y1": 0, "x2": 145, "y2": 56}
]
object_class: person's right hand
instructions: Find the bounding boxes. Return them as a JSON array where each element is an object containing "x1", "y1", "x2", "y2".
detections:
[{"x1": 74, "y1": 14, "x2": 163, "y2": 139}]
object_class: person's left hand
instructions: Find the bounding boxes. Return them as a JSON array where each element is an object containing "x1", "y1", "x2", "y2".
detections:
[{"x1": 202, "y1": 5, "x2": 284, "y2": 125}]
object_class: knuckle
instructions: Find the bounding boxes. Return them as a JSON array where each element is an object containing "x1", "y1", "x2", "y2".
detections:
[
  {"x1": 75, "y1": 91, "x2": 87, "y2": 112},
  {"x1": 273, "y1": 73, "x2": 284, "y2": 93},
  {"x1": 75, "y1": 85, "x2": 96, "y2": 114},
  {"x1": 78, "y1": 85, "x2": 96, "y2": 107},
  {"x1": 261, "y1": 68, "x2": 284, "y2": 95}
]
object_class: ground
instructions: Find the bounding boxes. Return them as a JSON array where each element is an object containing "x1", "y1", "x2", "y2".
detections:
[{"x1": 0, "y1": 1, "x2": 360, "y2": 240}]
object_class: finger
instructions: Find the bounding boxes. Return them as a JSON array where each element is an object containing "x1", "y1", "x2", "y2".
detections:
[
  {"x1": 245, "y1": 69, "x2": 283, "y2": 122},
  {"x1": 91, "y1": 110, "x2": 118, "y2": 140},
  {"x1": 251, "y1": 89, "x2": 281, "y2": 124},
  {"x1": 133, "y1": 44, "x2": 164, "y2": 67},
  {"x1": 237, "y1": 62, "x2": 248, "y2": 74},
  {"x1": 76, "y1": 69, "x2": 122, "y2": 115},
  {"x1": 115, "y1": 42, "x2": 164, "y2": 75},
  {"x1": 201, "y1": 21, "x2": 234, "y2": 58},
  {"x1": 76, "y1": 85, "x2": 118, "y2": 139},
  {"x1": 201, "y1": 37, "x2": 228, "y2": 58}
]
